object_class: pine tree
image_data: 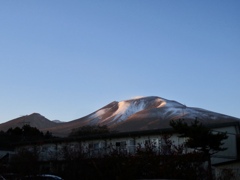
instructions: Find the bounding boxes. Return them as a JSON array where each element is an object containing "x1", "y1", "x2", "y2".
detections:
[{"x1": 170, "y1": 119, "x2": 228, "y2": 180}]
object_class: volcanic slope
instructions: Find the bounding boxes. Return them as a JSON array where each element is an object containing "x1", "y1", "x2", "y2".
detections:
[
  {"x1": 0, "y1": 113, "x2": 58, "y2": 132},
  {"x1": 43, "y1": 96, "x2": 240, "y2": 136}
]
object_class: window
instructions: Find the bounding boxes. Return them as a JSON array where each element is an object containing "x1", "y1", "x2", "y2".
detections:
[
  {"x1": 93, "y1": 143, "x2": 99, "y2": 150},
  {"x1": 116, "y1": 141, "x2": 126, "y2": 148}
]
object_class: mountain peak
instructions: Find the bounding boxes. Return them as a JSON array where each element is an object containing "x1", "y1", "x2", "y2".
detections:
[
  {"x1": 0, "y1": 112, "x2": 57, "y2": 132},
  {"x1": 0, "y1": 96, "x2": 239, "y2": 137},
  {"x1": 29, "y1": 112, "x2": 44, "y2": 117}
]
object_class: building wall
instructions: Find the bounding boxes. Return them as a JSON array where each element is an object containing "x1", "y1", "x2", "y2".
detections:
[
  {"x1": 15, "y1": 124, "x2": 239, "y2": 165},
  {"x1": 15, "y1": 133, "x2": 187, "y2": 161},
  {"x1": 212, "y1": 126, "x2": 238, "y2": 164}
]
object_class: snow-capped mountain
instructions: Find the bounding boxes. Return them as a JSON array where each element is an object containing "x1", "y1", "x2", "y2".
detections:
[
  {"x1": 42, "y1": 96, "x2": 240, "y2": 136},
  {"x1": 77, "y1": 96, "x2": 184, "y2": 126},
  {"x1": 1, "y1": 96, "x2": 239, "y2": 136}
]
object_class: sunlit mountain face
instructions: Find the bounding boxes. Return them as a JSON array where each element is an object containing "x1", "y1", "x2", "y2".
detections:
[
  {"x1": 68, "y1": 96, "x2": 239, "y2": 132},
  {"x1": 1, "y1": 96, "x2": 239, "y2": 137}
]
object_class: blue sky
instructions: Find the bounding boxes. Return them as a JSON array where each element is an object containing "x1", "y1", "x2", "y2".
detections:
[{"x1": 0, "y1": 1, "x2": 240, "y2": 123}]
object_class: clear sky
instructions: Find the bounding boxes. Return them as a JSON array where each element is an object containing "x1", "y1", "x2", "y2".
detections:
[{"x1": 0, "y1": 1, "x2": 240, "y2": 123}]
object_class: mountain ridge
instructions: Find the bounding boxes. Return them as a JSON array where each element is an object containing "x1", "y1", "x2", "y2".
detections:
[
  {"x1": 0, "y1": 96, "x2": 239, "y2": 136},
  {"x1": 0, "y1": 113, "x2": 58, "y2": 132}
]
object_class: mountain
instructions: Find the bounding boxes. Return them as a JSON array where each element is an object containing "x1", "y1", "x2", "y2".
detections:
[
  {"x1": 1, "y1": 96, "x2": 239, "y2": 136},
  {"x1": 42, "y1": 96, "x2": 240, "y2": 136},
  {"x1": 0, "y1": 113, "x2": 58, "y2": 132},
  {"x1": 52, "y1": 120, "x2": 64, "y2": 123}
]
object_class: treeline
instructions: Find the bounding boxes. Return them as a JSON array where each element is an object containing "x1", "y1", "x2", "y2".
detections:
[
  {"x1": 0, "y1": 124, "x2": 110, "y2": 148},
  {"x1": 0, "y1": 125, "x2": 53, "y2": 148}
]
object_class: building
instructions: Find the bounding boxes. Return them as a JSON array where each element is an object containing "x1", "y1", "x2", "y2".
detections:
[{"x1": 15, "y1": 121, "x2": 240, "y2": 163}]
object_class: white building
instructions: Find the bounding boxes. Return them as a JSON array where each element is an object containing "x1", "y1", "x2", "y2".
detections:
[{"x1": 15, "y1": 121, "x2": 240, "y2": 163}]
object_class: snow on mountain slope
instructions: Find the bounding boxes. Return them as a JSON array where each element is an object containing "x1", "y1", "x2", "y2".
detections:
[
  {"x1": 71, "y1": 96, "x2": 238, "y2": 130},
  {"x1": 110, "y1": 97, "x2": 154, "y2": 122},
  {"x1": 84, "y1": 96, "x2": 239, "y2": 132},
  {"x1": 76, "y1": 96, "x2": 188, "y2": 127},
  {"x1": 1, "y1": 96, "x2": 239, "y2": 137}
]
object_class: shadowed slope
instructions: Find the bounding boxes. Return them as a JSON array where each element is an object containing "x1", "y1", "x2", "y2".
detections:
[
  {"x1": 0, "y1": 113, "x2": 58, "y2": 132},
  {"x1": 1, "y1": 96, "x2": 239, "y2": 137}
]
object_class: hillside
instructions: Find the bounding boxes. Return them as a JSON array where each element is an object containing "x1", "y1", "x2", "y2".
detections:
[
  {"x1": 1, "y1": 96, "x2": 239, "y2": 137},
  {"x1": 0, "y1": 113, "x2": 59, "y2": 132}
]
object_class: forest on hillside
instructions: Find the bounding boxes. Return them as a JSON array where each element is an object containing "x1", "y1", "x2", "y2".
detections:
[{"x1": 0, "y1": 125, "x2": 53, "y2": 149}]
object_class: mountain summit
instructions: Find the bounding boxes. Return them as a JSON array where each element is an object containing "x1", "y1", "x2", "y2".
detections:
[
  {"x1": 1, "y1": 96, "x2": 239, "y2": 136},
  {"x1": 74, "y1": 96, "x2": 186, "y2": 126},
  {"x1": 0, "y1": 113, "x2": 57, "y2": 132}
]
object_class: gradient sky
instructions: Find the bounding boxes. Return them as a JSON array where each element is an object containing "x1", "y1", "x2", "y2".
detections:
[{"x1": 0, "y1": 1, "x2": 240, "y2": 123}]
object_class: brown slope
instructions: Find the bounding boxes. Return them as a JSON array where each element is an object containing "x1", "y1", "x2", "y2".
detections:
[
  {"x1": 2, "y1": 96, "x2": 240, "y2": 137},
  {"x1": 44, "y1": 96, "x2": 240, "y2": 136},
  {"x1": 43, "y1": 101, "x2": 119, "y2": 136},
  {"x1": 111, "y1": 106, "x2": 240, "y2": 132},
  {"x1": 0, "y1": 113, "x2": 58, "y2": 132},
  {"x1": 110, "y1": 107, "x2": 179, "y2": 132}
]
